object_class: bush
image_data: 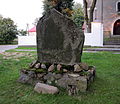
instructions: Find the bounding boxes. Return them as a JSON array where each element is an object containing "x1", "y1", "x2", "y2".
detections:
[{"x1": 0, "y1": 16, "x2": 18, "y2": 44}]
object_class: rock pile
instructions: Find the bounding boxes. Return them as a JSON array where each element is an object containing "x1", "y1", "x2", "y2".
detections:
[{"x1": 18, "y1": 61, "x2": 96, "y2": 95}]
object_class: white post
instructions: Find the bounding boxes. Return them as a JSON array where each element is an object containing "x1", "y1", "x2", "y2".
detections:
[
  {"x1": 91, "y1": 22, "x2": 103, "y2": 46},
  {"x1": 84, "y1": 22, "x2": 103, "y2": 46}
]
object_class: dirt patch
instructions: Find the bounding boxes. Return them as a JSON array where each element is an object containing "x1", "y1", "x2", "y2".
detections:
[{"x1": 0, "y1": 52, "x2": 37, "y2": 60}]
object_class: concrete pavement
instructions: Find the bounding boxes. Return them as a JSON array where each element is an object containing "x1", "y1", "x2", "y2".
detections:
[{"x1": 0, "y1": 45, "x2": 18, "y2": 53}]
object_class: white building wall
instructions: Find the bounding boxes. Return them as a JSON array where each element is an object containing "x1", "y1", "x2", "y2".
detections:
[
  {"x1": 84, "y1": 22, "x2": 103, "y2": 46},
  {"x1": 18, "y1": 22, "x2": 103, "y2": 46},
  {"x1": 18, "y1": 36, "x2": 36, "y2": 46}
]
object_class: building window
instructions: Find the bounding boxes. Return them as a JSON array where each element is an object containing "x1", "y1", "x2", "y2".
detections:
[{"x1": 117, "y1": 2, "x2": 120, "y2": 12}]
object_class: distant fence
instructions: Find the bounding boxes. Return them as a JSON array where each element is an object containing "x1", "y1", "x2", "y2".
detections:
[
  {"x1": 18, "y1": 22, "x2": 103, "y2": 46},
  {"x1": 18, "y1": 36, "x2": 36, "y2": 46}
]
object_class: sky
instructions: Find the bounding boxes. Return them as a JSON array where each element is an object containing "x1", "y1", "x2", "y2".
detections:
[{"x1": 0, "y1": 0, "x2": 83, "y2": 30}]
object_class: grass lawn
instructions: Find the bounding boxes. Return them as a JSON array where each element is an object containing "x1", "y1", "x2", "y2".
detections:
[
  {"x1": 16, "y1": 46, "x2": 37, "y2": 50},
  {"x1": 0, "y1": 51, "x2": 120, "y2": 104}
]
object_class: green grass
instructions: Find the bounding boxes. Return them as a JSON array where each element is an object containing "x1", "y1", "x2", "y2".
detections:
[
  {"x1": 0, "y1": 51, "x2": 120, "y2": 104},
  {"x1": 16, "y1": 46, "x2": 37, "y2": 50}
]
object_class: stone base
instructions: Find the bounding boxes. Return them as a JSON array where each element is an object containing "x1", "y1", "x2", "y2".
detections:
[{"x1": 18, "y1": 61, "x2": 96, "y2": 95}]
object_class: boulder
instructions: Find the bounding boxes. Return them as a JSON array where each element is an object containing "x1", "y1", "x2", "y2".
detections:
[
  {"x1": 34, "y1": 83, "x2": 59, "y2": 94},
  {"x1": 37, "y1": 8, "x2": 84, "y2": 65},
  {"x1": 57, "y1": 75, "x2": 87, "y2": 92}
]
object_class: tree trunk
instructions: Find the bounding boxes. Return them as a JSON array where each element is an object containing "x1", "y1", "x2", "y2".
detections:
[
  {"x1": 83, "y1": 0, "x2": 89, "y2": 26},
  {"x1": 83, "y1": 0, "x2": 97, "y2": 33},
  {"x1": 88, "y1": 0, "x2": 97, "y2": 32}
]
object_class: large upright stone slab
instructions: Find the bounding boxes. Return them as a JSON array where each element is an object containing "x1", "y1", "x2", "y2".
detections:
[{"x1": 37, "y1": 9, "x2": 84, "y2": 65}]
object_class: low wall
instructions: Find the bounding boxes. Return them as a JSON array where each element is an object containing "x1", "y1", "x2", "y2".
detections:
[
  {"x1": 18, "y1": 36, "x2": 37, "y2": 46},
  {"x1": 18, "y1": 22, "x2": 103, "y2": 46},
  {"x1": 84, "y1": 22, "x2": 103, "y2": 46}
]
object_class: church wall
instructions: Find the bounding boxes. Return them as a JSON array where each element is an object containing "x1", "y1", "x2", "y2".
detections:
[{"x1": 94, "y1": 0, "x2": 120, "y2": 37}]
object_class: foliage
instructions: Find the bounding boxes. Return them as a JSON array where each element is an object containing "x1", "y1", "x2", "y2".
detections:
[
  {"x1": 72, "y1": 3, "x2": 84, "y2": 29},
  {"x1": 18, "y1": 29, "x2": 27, "y2": 36},
  {"x1": 0, "y1": 51, "x2": 120, "y2": 104},
  {"x1": 43, "y1": 0, "x2": 74, "y2": 16},
  {"x1": 32, "y1": 18, "x2": 39, "y2": 26},
  {"x1": 0, "y1": 16, "x2": 18, "y2": 44}
]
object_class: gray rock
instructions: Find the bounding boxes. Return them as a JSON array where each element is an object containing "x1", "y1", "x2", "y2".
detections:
[
  {"x1": 88, "y1": 66, "x2": 96, "y2": 76},
  {"x1": 68, "y1": 74, "x2": 80, "y2": 78},
  {"x1": 80, "y1": 63, "x2": 89, "y2": 70},
  {"x1": 57, "y1": 77, "x2": 72, "y2": 88},
  {"x1": 37, "y1": 8, "x2": 84, "y2": 65},
  {"x1": 18, "y1": 70, "x2": 35, "y2": 84},
  {"x1": 37, "y1": 73, "x2": 45, "y2": 79},
  {"x1": 18, "y1": 73, "x2": 30, "y2": 84},
  {"x1": 76, "y1": 76, "x2": 87, "y2": 92},
  {"x1": 54, "y1": 74, "x2": 62, "y2": 80},
  {"x1": 34, "y1": 63, "x2": 41, "y2": 69},
  {"x1": 74, "y1": 64, "x2": 83, "y2": 72},
  {"x1": 44, "y1": 73, "x2": 55, "y2": 83},
  {"x1": 67, "y1": 85, "x2": 78, "y2": 96},
  {"x1": 57, "y1": 64, "x2": 62, "y2": 71},
  {"x1": 34, "y1": 82, "x2": 59, "y2": 94},
  {"x1": 48, "y1": 64, "x2": 54, "y2": 72},
  {"x1": 63, "y1": 69, "x2": 68, "y2": 73},
  {"x1": 41, "y1": 64, "x2": 46, "y2": 69},
  {"x1": 27, "y1": 71, "x2": 36, "y2": 78},
  {"x1": 29, "y1": 60, "x2": 38, "y2": 68},
  {"x1": 57, "y1": 75, "x2": 87, "y2": 92}
]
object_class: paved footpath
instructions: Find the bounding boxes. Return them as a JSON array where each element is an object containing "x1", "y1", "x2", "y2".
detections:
[
  {"x1": 84, "y1": 48, "x2": 120, "y2": 52},
  {"x1": 0, "y1": 45, "x2": 18, "y2": 53}
]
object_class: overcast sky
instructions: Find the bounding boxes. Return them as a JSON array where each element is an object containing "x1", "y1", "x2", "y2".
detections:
[{"x1": 0, "y1": 0, "x2": 83, "y2": 30}]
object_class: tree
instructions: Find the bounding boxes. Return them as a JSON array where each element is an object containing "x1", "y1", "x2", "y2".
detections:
[
  {"x1": 43, "y1": 0, "x2": 74, "y2": 16},
  {"x1": 83, "y1": 0, "x2": 97, "y2": 32},
  {"x1": 72, "y1": 3, "x2": 84, "y2": 29},
  {"x1": 0, "y1": 16, "x2": 18, "y2": 44},
  {"x1": 32, "y1": 18, "x2": 39, "y2": 26},
  {"x1": 18, "y1": 29, "x2": 27, "y2": 36}
]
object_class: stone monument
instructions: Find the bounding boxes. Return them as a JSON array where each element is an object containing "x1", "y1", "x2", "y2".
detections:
[
  {"x1": 18, "y1": 8, "x2": 96, "y2": 95},
  {"x1": 37, "y1": 9, "x2": 84, "y2": 65}
]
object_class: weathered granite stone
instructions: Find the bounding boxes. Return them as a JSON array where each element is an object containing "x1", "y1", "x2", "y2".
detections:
[
  {"x1": 67, "y1": 85, "x2": 78, "y2": 96},
  {"x1": 80, "y1": 63, "x2": 89, "y2": 70},
  {"x1": 68, "y1": 74, "x2": 80, "y2": 77},
  {"x1": 44, "y1": 73, "x2": 55, "y2": 84},
  {"x1": 34, "y1": 63, "x2": 41, "y2": 69},
  {"x1": 57, "y1": 74, "x2": 87, "y2": 92},
  {"x1": 57, "y1": 64, "x2": 62, "y2": 71},
  {"x1": 41, "y1": 64, "x2": 46, "y2": 69},
  {"x1": 76, "y1": 76, "x2": 87, "y2": 92},
  {"x1": 17, "y1": 70, "x2": 36, "y2": 84},
  {"x1": 54, "y1": 74, "x2": 62, "y2": 80},
  {"x1": 29, "y1": 60, "x2": 38, "y2": 68},
  {"x1": 34, "y1": 82, "x2": 59, "y2": 94},
  {"x1": 63, "y1": 69, "x2": 68, "y2": 73},
  {"x1": 48, "y1": 64, "x2": 55, "y2": 72},
  {"x1": 37, "y1": 73, "x2": 45, "y2": 79},
  {"x1": 74, "y1": 64, "x2": 83, "y2": 72},
  {"x1": 37, "y1": 8, "x2": 84, "y2": 65}
]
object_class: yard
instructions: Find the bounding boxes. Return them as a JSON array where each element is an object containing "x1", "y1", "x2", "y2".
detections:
[{"x1": 0, "y1": 49, "x2": 120, "y2": 104}]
